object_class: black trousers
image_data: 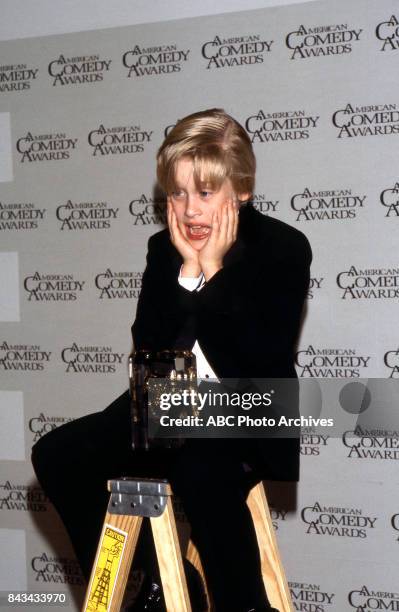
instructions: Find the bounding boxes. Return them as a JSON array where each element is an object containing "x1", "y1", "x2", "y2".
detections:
[{"x1": 31, "y1": 390, "x2": 272, "y2": 612}]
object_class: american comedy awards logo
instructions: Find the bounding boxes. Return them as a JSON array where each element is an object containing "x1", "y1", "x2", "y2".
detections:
[
  {"x1": 0, "y1": 201, "x2": 46, "y2": 230},
  {"x1": 348, "y1": 585, "x2": 399, "y2": 611},
  {"x1": 384, "y1": 348, "x2": 399, "y2": 378},
  {"x1": 0, "y1": 481, "x2": 48, "y2": 512},
  {"x1": 0, "y1": 62, "x2": 38, "y2": 92},
  {"x1": 16, "y1": 131, "x2": 78, "y2": 163},
  {"x1": 301, "y1": 427, "x2": 330, "y2": 456},
  {"x1": 56, "y1": 199, "x2": 119, "y2": 230},
  {"x1": 31, "y1": 552, "x2": 84, "y2": 585},
  {"x1": 307, "y1": 277, "x2": 324, "y2": 299},
  {"x1": 268, "y1": 506, "x2": 288, "y2": 532},
  {"x1": 332, "y1": 103, "x2": 399, "y2": 138},
  {"x1": 129, "y1": 193, "x2": 166, "y2": 225},
  {"x1": 0, "y1": 341, "x2": 51, "y2": 371},
  {"x1": 289, "y1": 582, "x2": 335, "y2": 609},
  {"x1": 376, "y1": 15, "x2": 399, "y2": 51},
  {"x1": 342, "y1": 426, "x2": 399, "y2": 460},
  {"x1": 336, "y1": 266, "x2": 399, "y2": 299},
  {"x1": 301, "y1": 502, "x2": 377, "y2": 538},
  {"x1": 201, "y1": 33, "x2": 273, "y2": 69},
  {"x1": 95, "y1": 269, "x2": 142, "y2": 299},
  {"x1": 245, "y1": 109, "x2": 319, "y2": 143},
  {"x1": 380, "y1": 181, "x2": 399, "y2": 217},
  {"x1": 88, "y1": 124, "x2": 152, "y2": 156},
  {"x1": 251, "y1": 194, "x2": 279, "y2": 215},
  {"x1": 24, "y1": 272, "x2": 85, "y2": 302},
  {"x1": 29, "y1": 414, "x2": 73, "y2": 442},
  {"x1": 47, "y1": 53, "x2": 111, "y2": 86},
  {"x1": 285, "y1": 22, "x2": 362, "y2": 59},
  {"x1": 61, "y1": 343, "x2": 124, "y2": 373},
  {"x1": 295, "y1": 345, "x2": 370, "y2": 377},
  {"x1": 290, "y1": 187, "x2": 366, "y2": 221},
  {"x1": 122, "y1": 42, "x2": 190, "y2": 77}
]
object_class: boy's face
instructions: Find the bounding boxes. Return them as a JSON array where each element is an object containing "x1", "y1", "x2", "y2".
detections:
[{"x1": 168, "y1": 157, "x2": 248, "y2": 251}]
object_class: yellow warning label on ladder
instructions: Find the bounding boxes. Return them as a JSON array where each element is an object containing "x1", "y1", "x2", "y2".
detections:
[{"x1": 85, "y1": 524, "x2": 127, "y2": 611}]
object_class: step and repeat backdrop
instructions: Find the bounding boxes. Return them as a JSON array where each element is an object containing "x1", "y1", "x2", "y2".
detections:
[{"x1": 1, "y1": 0, "x2": 399, "y2": 609}]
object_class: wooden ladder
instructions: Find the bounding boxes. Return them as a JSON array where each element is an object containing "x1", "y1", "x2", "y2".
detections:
[{"x1": 82, "y1": 477, "x2": 293, "y2": 612}]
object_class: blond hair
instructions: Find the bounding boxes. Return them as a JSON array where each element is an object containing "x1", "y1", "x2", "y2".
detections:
[{"x1": 157, "y1": 108, "x2": 255, "y2": 199}]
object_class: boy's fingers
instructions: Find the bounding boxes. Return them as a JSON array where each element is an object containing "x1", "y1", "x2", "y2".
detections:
[{"x1": 227, "y1": 200, "x2": 234, "y2": 242}]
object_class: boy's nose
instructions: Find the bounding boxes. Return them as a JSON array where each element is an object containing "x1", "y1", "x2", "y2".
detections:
[{"x1": 185, "y1": 195, "x2": 202, "y2": 218}]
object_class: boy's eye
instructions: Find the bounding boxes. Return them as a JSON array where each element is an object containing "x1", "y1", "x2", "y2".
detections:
[{"x1": 200, "y1": 190, "x2": 212, "y2": 198}]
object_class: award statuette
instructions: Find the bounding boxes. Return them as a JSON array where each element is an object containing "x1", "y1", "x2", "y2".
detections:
[{"x1": 129, "y1": 350, "x2": 197, "y2": 450}]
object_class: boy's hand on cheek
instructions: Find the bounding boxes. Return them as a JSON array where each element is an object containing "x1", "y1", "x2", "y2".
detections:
[
  {"x1": 199, "y1": 199, "x2": 238, "y2": 282},
  {"x1": 167, "y1": 200, "x2": 201, "y2": 276}
]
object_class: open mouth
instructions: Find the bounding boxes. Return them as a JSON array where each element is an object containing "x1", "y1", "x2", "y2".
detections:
[{"x1": 185, "y1": 224, "x2": 211, "y2": 240}]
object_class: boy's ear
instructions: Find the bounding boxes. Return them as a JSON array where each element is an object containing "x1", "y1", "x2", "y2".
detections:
[{"x1": 237, "y1": 192, "x2": 251, "y2": 204}]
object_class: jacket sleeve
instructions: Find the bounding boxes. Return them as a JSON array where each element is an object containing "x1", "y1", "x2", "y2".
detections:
[
  {"x1": 195, "y1": 232, "x2": 312, "y2": 377},
  {"x1": 131, "y1": 234, "x2": 164, "y2": 350}
]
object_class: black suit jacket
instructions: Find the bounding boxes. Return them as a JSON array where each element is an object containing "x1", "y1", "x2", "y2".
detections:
[{"x1": 131, "y1": 203, "x2": 312, "y2": 481}]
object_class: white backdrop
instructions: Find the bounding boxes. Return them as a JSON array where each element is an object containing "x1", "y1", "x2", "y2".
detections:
[
  {"x1": 1, "y1": 0, "x2": 399, "y2": 609},
  {"x1": 0, "y1": 0, "x2": 318, "y2": 41}
]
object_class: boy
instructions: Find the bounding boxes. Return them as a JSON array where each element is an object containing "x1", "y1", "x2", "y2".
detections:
[{"x1": 32, "y1": 109, "x2": 311, "y2": 611}]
